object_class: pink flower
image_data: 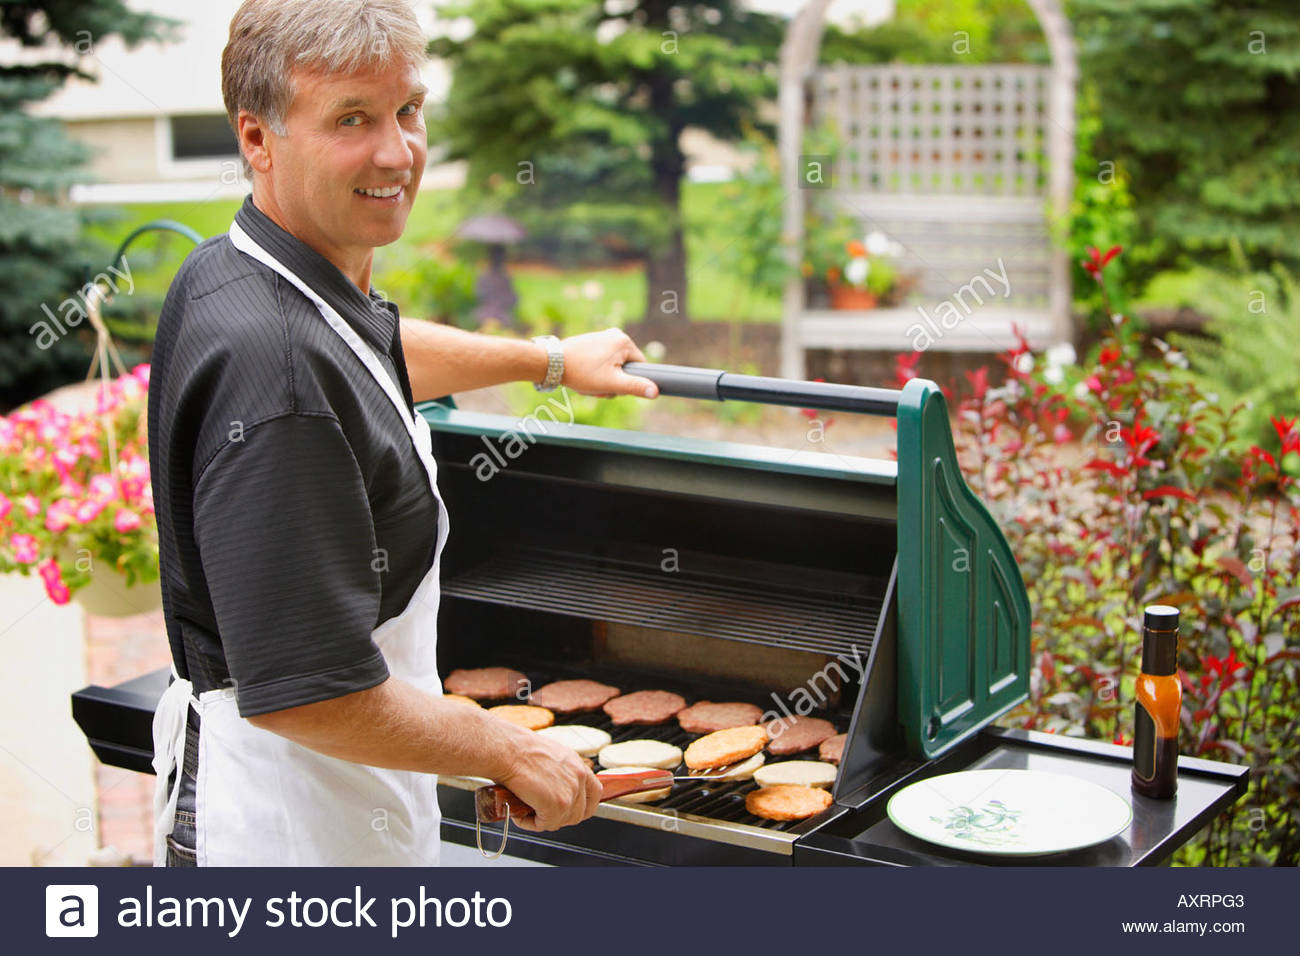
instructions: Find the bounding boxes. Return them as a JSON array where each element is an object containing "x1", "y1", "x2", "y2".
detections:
[
  {"x1": 0, "y1": 492, "x2": 11, "y2": 521},
  {"x1": 20, "y1": 495, "x2": 40, "y2": 517},
  {"x1": 38, "y1": 557, "x2": 62, "y2": 585},
  {"x1": 45, "y1": 500, "x2": 76, "y2": 533},
  {"x1": 132, "y1": 363, "x2": 151, "y2": 387},
  {"x1": 53, "y1": 446, "x2": 79, "y2": 470},
  {"x1": 113, "y1": 509, "x2": 142, "y2": 534},
  {"x1": 88, "y1": 474, "x2": 118, "y2": 502},
  {"x1": 38, "y1": 561, "x2": 71, "y2": 605},
  {"x1": 75, "y1": 499, "x2": 106, "y2": 524},
  {"x1": 10, "y1": 533, "x2": 40, "y2": 564}
]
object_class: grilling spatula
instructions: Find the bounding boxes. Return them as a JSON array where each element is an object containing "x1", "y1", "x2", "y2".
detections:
[{"x1": 475, "y1": 766, "x2": 740, "y2": 823}]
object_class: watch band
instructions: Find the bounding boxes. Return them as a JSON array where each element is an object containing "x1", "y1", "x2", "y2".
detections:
[{"x1": 532, "y1": 335, "x2": 564, "y2": 392}]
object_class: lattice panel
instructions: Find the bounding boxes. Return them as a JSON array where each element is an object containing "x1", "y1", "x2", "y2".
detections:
[{"x1": 810, "y1": 65, "x2": 1051, "y2": 196}]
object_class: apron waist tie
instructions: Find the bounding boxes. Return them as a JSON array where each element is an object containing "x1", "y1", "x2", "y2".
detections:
[{"x1": 152, "y1": 672, "x2": 195, "y2": 866}]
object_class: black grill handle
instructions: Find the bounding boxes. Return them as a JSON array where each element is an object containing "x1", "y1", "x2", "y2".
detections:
[{"x1": 623, "y1": 362, "x2": 902, "y2": 418}]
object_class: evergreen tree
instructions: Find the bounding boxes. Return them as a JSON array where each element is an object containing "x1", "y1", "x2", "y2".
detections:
[
  {"x1": 1070, "y1": 0, "x2": 1300, "y2": 282},
  {"x1": 0, "y1": 1, "x2": 170, "y2": 409},
  {"x1": 430, "y1": 0, "x2": 783, "y2": 322}
]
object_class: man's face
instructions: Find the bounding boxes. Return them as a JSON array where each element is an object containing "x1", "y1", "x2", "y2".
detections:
[{"x1": 258, "y1": 61, "x2": 427, "y2": 274}]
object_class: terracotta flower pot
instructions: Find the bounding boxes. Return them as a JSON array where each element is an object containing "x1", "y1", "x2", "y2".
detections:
[{"x1": 829, "y1": 283, "x2": 878, "y2": 310}]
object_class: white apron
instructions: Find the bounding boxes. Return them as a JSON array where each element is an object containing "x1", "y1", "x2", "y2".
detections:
[{"x1": 151, "y1": 220, "x2": 451, "y2": 866}]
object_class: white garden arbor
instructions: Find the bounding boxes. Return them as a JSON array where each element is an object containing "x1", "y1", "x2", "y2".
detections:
[{"x1": 778, "y1": 0, "x2": 1077, "y2": 379}]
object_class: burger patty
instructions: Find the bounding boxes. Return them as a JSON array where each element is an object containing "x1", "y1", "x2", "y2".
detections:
[
  {"x1": 603, "y1": 690, "x2": 687, "y2": 725},
  {"x1": 443, "y1": 667, "x2": 530, "y2": 701},
  {"x1": 763, "y1": 715, "x2": 837, "y2": 756},
  {"x1": 676, "y1": 701, "x2": 764, "y2": 734},
  {"x1": 818, "y1": 733, "x2": 847, "y2": 765},
  {"x1": 745, "y1": 784, "x2": 833, "y2": 821},
  {"x1": 529, "y1": 679, "x2": 621, "y2": 713},
  {"x1": 684, "y1": 725, "x2": 769, "y2": 770}
]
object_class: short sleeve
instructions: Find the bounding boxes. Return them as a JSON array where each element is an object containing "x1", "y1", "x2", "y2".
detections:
[{"x1": 193, "y1": 412, "x2": 389, "y2": 716}]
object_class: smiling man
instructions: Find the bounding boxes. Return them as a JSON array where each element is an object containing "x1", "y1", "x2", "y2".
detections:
[{"x1": 147, "y1": 0, "x2": 658, "y2": 867}]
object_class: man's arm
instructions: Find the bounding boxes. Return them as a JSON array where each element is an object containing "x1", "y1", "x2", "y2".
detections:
[
  {"x1": 246, "y1": 677, "x2": 602, "y2": 832},
  {"x1": 400, "y1": 320, "x2": 660, "y2": 402}
]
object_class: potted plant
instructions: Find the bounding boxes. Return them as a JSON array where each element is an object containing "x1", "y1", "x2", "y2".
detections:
[
  {"x1": 0, "y1": 364, "x2": 160, "y2": 617},
  {"x1": 803, "y1": 215, "x2": 903, "y2": 310},
  {"x1": 827, "y1": 232, "x2": 901, "y2": 310}
]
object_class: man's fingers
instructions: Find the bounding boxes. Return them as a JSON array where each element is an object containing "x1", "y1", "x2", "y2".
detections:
[
  {"x1": 578, "y1": 771, "x2": 602, "y2": 823},
  {"x1": 509, "y1": 810, "x2": 541, "y2": 832},
  {"x1": 617, "y1": 372, "x2": 658, "y2": 400}
]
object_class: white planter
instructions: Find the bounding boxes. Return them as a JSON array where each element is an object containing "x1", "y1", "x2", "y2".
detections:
[{"x1": 73, "y1": 569, "x2": 163, "y2": 619}]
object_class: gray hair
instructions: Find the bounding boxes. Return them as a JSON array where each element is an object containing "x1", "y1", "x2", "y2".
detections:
[{"x1": 222, "y1": 0, "x2": 427, "y2": 171}]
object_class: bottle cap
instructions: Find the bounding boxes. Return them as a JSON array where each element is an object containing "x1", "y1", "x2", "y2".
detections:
[
  {"x1": 1141, "y1": 605, "x2": 1179, "y2": 675},
  {"x1": 1144, "y1": 605, "x2": 1180, "y2": 631}
]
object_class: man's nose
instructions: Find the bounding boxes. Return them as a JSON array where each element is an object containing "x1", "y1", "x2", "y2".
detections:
[{"x1": 372, "y1": 117, "x2": 415, "y2": 170}]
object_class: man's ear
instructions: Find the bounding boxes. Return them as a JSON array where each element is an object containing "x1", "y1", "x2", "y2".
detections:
[{"x1": 237, "y1": 111, "x2": 273, "y2": 174}]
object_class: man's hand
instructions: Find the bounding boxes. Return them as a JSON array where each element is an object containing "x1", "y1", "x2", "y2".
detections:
[
  {"x1": 244, "y1": 678, "x2": 603, "y2": 832},
  {"x1": 558, "y1": 329, "x2": 659, "y2": 400},
  {"x1": 496, "y1": 731, "x2": 604, "y2": 832},
  {"x1": 400, "y1": 320, "x2": 660, "y2": 402}
]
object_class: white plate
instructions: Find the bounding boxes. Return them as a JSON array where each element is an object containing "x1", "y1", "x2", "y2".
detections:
[{"x1": 886, "y1": 769, "x2": 1132, "y2": 857}]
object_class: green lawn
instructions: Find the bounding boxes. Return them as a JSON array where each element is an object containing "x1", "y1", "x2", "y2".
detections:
[{"x1": 86, "y1": 182, "x2": 780, "y2": 325}]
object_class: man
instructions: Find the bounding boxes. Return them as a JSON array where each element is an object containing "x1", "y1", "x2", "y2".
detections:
[{"x1": 147, "y1": 0, "x2": 659, "y2": 866}]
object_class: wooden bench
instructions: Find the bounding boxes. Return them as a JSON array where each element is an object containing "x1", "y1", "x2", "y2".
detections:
[{"x1": 778, "y1": 10, "x2": 1078, "y2": 378}]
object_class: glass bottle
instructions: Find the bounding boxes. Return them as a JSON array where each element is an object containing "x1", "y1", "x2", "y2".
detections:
[{"x1": 1132, "y1": 605, "x2": 1181, "y2": 799}]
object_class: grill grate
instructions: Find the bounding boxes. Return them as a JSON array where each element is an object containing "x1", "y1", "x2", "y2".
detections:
[
  {"x1": 467, "y1": 680, "x2": 848, "y2": 834},
  {"x1": 443, "y1": 547, "x2": 879, "y2": 660}
]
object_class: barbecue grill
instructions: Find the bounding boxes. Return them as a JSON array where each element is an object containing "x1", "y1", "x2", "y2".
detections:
[{"x1": 72, "y1": 365, "x2": 1248, "y2": 866}]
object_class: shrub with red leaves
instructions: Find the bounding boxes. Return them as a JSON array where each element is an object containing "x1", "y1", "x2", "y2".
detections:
[{"x1": 919, "y1": 246, "x2": 1299, "y2": 865}]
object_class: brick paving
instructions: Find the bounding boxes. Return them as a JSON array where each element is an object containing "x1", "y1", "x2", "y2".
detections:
[{"x1": 85, "y1": 608, "x2": 171, "y2": 865}]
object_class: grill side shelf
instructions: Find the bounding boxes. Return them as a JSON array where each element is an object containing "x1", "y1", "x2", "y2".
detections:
[{"x1": 441, "y1": 546, "x2": 881, "y2": 659}]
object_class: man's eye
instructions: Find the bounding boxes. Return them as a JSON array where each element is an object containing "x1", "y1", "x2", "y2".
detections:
[
  {"x1": 341, "y1": 115, "x2": 363, "y2": 127},
  {"x1": 399, "y1": 102, "x2": 420, "y2": 116}
]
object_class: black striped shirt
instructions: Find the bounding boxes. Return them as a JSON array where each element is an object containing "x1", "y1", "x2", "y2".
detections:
[{"x1": 147, "y1": 196, "x2": 440, "y2": 716}]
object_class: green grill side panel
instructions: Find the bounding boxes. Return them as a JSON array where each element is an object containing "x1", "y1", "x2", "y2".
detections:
[{"x1": 896, "y1": 378, "x2": 1031, "y2": 759}]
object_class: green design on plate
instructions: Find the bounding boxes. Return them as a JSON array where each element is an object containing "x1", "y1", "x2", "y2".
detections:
[{"x1": 930, "y1": 799, "x2": 1025, "y2": 847}]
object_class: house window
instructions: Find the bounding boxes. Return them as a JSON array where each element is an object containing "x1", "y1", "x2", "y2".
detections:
[{"x1": 169, "y1": 114, "x2": 238, "y2": 161}]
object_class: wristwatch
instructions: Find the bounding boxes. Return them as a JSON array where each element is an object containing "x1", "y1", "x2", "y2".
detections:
[{"x1": 532, "y1": 334, "x2": 564, "y2": 392}]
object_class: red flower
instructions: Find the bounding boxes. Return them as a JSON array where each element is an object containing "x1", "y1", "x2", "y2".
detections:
[
  {"x1": 965, "y1": 367, "x2": 989, "y2": 401},
  {"x1": 894, "y1": 352, "x2": 921, "y2": 387},
  {"x1": 1249, "y1": 445, "x2": 1276, "y2": 470},
  {"x1": 1081, "y1": 244, "x2": 1122, "y2": 281},
  {"x1": 1142, "y1": 485, "x2": 1197, "y2": 502},
  {"x1": 1085, "y1": 458, "x2": 1129, "y2": 478},
  {"x1": 1098, "y1": 345, "x2": 1122, "y2": 366},
  {"x1": 1203, "y1": 650, "x2": 1250, "y2": 693},
  {"x1": 1272, "y1": 415, "x2": 1299, "y2": 455}
]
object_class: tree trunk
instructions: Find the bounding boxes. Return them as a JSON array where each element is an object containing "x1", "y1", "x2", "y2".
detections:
[{"x1": 644, "y1": 66, "x2": 688, "y2": 323}]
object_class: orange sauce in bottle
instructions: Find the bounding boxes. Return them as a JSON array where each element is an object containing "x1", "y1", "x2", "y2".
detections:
[{"x1": 1132, "y1": 606, "x2": 1181, "y2": 799}]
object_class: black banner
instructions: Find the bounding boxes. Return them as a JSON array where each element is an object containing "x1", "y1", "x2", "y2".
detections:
[{"x1": 9, "y1": 866, "x2": 1289, "y2": 953}]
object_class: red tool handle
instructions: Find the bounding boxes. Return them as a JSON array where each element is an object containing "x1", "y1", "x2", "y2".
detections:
[{"x1": 474, "y1": 768, "x2": 674, "y2": 823}]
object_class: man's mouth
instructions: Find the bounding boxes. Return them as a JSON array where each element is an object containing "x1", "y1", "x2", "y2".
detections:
[{"x1": 355, "y1": 185, "x2": 405, "y2": 199}]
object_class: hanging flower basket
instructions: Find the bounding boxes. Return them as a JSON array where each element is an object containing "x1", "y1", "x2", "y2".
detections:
[{"x1": 1, "y1": 365, "x2": 159, "y2": 613}]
